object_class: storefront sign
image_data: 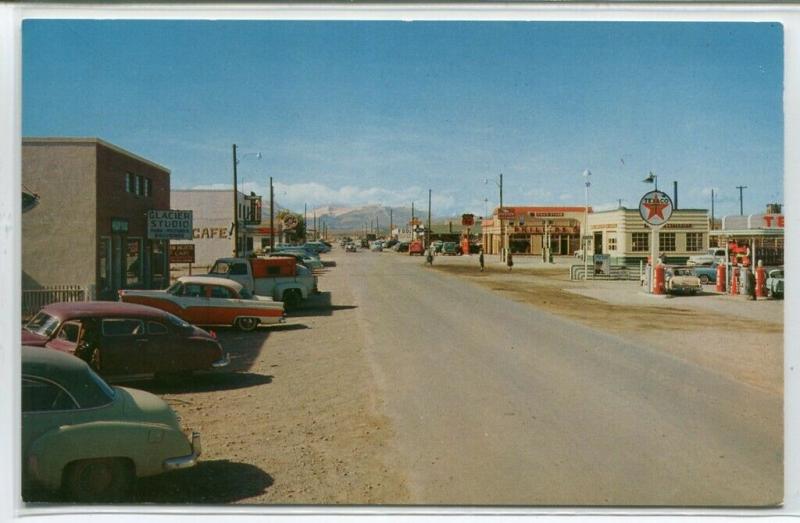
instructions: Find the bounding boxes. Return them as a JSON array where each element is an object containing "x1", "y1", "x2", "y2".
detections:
[
  {"x1": 282, "y1": 214, "x2": 299, "y2": 230},
  {"x1": 111, "y1": 218, "x2": 129, "y2": 233},
  {"x1": 193, "y1": 227, "x2": 229, "y2": 239},
  {"x1": 148, "y1": 210, "x2": 193, "y2": 240},
  {"x1": 169, "y1": 244, "x2": 195, "y2": 263},
  {"x1": 662, "y1": 223, "x2": 694, "y2": 229},
  {"x1": 639, "y1": 190, "x2": 673, "y2": 226},
  {"x1": 497, "y1": 208, "x2": 515, "y2": 220},
  {"x1": 461, "y1": 214, "x2": 475, "y2": 226}
]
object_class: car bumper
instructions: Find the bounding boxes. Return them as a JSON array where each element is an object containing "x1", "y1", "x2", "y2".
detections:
[
  {"x1": 163, "y1": 432, "x2": 202, "y2": 471},
  {"x1": 211, "y1": 353, "x2": 231, "y2": 368}
]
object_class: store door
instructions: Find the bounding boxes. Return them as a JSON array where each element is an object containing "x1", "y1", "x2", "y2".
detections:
[{"x1": 594, "y1": 232, "x2": 603, "y2": 255}]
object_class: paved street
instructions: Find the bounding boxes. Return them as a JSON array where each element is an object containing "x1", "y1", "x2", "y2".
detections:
[{"x1": 340, "y1": 249, "x2": 782, "y2": 505}]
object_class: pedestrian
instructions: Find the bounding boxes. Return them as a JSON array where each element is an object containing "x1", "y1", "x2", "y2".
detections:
[
  {"x1": 479, "y1": 250, "x2": 485, "y2": 272},
  {"x1": 506, "y1": 251, "x2": 514, "y2": 271},
  {"x1": 425, "y1": 248, "x2": 433, "y2": 266}
]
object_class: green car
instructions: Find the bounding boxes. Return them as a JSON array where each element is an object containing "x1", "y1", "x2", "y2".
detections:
[
  {"x1": 22, "y1": 346, "x2": 200, "y2": 502},
  {"x1": 441, "y1": 242, "x2": 459, "y2": 255}
]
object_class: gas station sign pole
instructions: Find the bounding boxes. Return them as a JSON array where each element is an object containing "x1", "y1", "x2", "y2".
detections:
[{"x1": 639, "y1": 190, "x2": 674, "y2": 293}]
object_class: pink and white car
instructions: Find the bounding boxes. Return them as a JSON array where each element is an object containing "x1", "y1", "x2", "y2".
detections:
[{"x1": 119, "y1": 276, "x2": 284, "y2": 331}]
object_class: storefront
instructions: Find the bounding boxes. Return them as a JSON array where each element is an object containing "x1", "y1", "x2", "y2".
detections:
[
  {"x1": 22, "y1": 137, "x2": 172, "y2": 299},
  {"x1": 709, "y1": 209, "x2": 784, "y2": 266},
  {"x1": 481, "y1": 206, "x2": 589, "y2": 255},
  {"x1": 587, "y1": 207, "x2": 710, "y2": 265}
]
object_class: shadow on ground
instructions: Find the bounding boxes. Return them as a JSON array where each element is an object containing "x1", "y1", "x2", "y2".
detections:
[
  {"x1": 123, "y1": 372, "x2": 273, "y2": 394},
  {"x1": 287, "y1": 291, "x2": 357, "y2": 318}
]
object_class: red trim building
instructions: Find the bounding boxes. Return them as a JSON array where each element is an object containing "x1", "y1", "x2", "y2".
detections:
[{"x1": 481, "y1": 206, "x2": 591, "y2": 255}]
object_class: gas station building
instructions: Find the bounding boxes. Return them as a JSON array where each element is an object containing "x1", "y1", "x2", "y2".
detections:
[{"x1": 481, "y1": 206, "x2": 590, "y2": 256}]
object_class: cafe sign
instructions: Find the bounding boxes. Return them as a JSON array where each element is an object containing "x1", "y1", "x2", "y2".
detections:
[{"x1": 148, "y1": 210, "x2": 193, "y2": 240}]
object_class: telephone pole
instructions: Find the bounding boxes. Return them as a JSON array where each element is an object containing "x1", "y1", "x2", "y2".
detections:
[
  {"x1": 736, "y1": 185, "x2": 748, "y2": 215},
  {"x1": 269, "y1": 176, "x2": 274, "y2": 252},
  {"x1": 427, "y1": 189, "x2": 432, "y2": 248},
  {"x1": 232, "y1": 144, "x2": 239, "y2": 257}
]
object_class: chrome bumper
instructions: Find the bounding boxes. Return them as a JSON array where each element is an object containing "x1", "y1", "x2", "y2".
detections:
[
  {"x1": 164, "y1": 432, "x2": 201, "y2": 470},
  {"x1": 212, "y1": 353, "x2": 231, "y2": 368}
]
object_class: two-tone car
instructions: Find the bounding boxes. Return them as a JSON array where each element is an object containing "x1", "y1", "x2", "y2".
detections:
[
  {"x1": 119, "y1": 276, "x2": 285, "y2": 331},
  {"x1": 22, "y1": 346, "x2": 200, "y2": 502},
  {"x1": 22, "y1": 301, "x2": 229, "y2": 379},
  {"x1": 767, "y1": 268, "x2": 784, "y2": 299},
  {"x1": 665, "y1": 266, "x2": 703, "y2": 295}
]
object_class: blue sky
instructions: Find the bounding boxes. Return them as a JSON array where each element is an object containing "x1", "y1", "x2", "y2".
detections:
[{"x1": 23, "y1": 20, "x2": 783, "y2": 217}]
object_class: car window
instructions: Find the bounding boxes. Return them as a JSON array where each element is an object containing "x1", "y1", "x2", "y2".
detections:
[
  {"x1": 167, "y1": 282, "x2": 183, "y2": 295},
  {"x1": 182, "y1": 283, "x2": 203, "y2": 297},
  {"x1": 238, "y1": 287, "x2": 254, "y2": 299},
  {"x1": 22, "y1": 377, "x2": 78, "y2": 412},
  {"x1": 24, "y1": 311, "x2": 60, "y2": 337},
  {"x1": 164, "y1": 312, "x2": 191, "y2": 329},
  {"x1": 56, "y1": 321, "x2": 81, "y2": 343},
  {"x1": 148, "y1": 321, "x2": 169, "y2": 335},
  {"x1": 101, "y1": 318, "x2": 145, "y2": 336},
  {"x1": 209, "y1": 286, "x2": 232, "y2": 299},
  {"x1": 230, "y1": 263, "x2": 249, "y2": 275}
]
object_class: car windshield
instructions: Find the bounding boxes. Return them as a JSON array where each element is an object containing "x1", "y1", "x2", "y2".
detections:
[
  {"x1": 163, "y1": 312, "x2": 191, "y2": 329},
  {"x1": 166, "y1": 281, "x2": 183, "y2": 295},
  {"x1": 209, "y1": 261, "x2": 231, "y2": 275},
  {"x1": 24, "y1": 311, "x2": 60, "y2": 337},
  {"x1": 772, "y1": 270, "x2": 784, "y2": 278}
]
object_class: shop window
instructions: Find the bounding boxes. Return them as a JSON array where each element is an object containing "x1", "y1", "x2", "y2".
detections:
[
  {"x1": 150, "y1": 240, "x2": 166, "y2": 289},
  {"x1": 126, "y1": 238, "x2": 142, "y2": 286},
  {"x1": 144, "y1": 177, "x2": 152, "y2": 197},
  {"x1": 135, "y1": 175, "x2": 143, "y2": 196},
  {"x1": 659, "y1": 232, "x2": 676, "y2": 252},
  {"x1": 631, "y1": 232, "x2": 649, "y2": 252},
  {"x1": 606, "y1": 236, "x2": 617, "y2": 251},
  {"x1": 686, "y1": 233, "x2": 704, "y2": 252}
]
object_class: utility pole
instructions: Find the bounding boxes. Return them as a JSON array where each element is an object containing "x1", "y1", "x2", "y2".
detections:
[
  {"x1": 711, "y1": 189, "x2": 715, "y2": 230},
  {"x1": 304, "y1": 203, "x2": 308, "y2": 242},
  {"x1": 232, "y1": 144, "x2": 239, "y2": 257},
  {"x1": 427, "y1": 189, "x2": 432, "y2": 248},
  {"x1": 499, "y1": 173, "x2": 505, "y2": 260},
  {"x1": 736, "y1": 185, "x2": 747, "y2": 215},
  {"x1": 389, "y1": 208, "x2": 393, "y2": 236},
  {"x1": 313, "y1": 210, "x2": 317, "y2": 240},
  {"x1": 269, "y1": 176, "x2": 275, "y2": 252},
  {"x1": 411, "y1": 202, "x2": 415, "y2": 241}
]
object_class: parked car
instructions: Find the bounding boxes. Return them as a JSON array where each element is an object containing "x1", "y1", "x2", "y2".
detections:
[
  {"x1": 345, "y1": 242, "x2": 358, "y2": 252},
  {"x1": 369, "y1": 241, "x2": 384, "y2": 252},
  {"x1": 22, "y1": 301, "x2": 229, "y2": 379},
  {"x1": 766, "y1": 268, "x2": 784, "y2": 299},
  {"x1": 384, "y1": 239, "x2": 399, "y2": 249},
  {"x1": 441, "y1": 242, "x2": 458, "y2": 255},
  {"x1": 395, "y1": 241, "x2": 410, "y2": 252},
  {"x1": 119, "y1": 276, "x2": 285, "y2": 331},
  {"x1": 22, "y1": 346, "x2": 200, "y2": 501},
  {"x1": 687, "y1": 248, "x2": 726, "y2": 266},
  {"x1": 691, "y1": 264, "x2": 718, "y2": 285},
  {"x1": 665, "y1": 266, "x2": 703, "y2": 295},
  {"x1": 431, "y1": 240, "x2": 444, "y2": 254},
  {"x1": 303, "y1": 241, "x2": 331, "y2": 254}
]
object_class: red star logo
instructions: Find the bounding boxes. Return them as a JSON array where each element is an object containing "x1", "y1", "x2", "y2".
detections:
[{"x1": 642, "y1": 198, "x2": 669, "y2": 220}]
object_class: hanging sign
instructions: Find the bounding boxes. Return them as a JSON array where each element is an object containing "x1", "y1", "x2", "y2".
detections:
[
  {"x1": 148, "y1": 210, "x2": 193, "y2": 239},
  {"x1": 638, "y1": 191, "x2": 673, "y2": 227}
]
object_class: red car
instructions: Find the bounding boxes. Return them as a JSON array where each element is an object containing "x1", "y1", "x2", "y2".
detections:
[
  {"x1": 22, "y1": 301, "x2": 229, "y2": 379},
  {"x1": 408, "y1": 240, "x2": 425, "y2": 256}
]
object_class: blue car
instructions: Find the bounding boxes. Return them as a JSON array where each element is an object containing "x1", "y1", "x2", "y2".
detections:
[{"x1": 692, "y1": 264, "x2": 718, "y2": 285}]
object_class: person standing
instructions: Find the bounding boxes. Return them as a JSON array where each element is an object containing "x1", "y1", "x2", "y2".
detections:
[
  {"x1": 479, "y1": 250, "x2": 485, "y2": 272},
  {"x1": 506, "y1": 251, "x2": 514, "y2": 271}
]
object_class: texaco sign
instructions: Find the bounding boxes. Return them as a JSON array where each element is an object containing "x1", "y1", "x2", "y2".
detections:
[{"x1": 638, "y1": 190, "x2": 673, "y2": 227}]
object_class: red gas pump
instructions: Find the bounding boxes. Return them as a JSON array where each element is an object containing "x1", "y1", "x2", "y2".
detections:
[
  {"x1": 730, "y1": 267, "x2": 739, "y2": 295},
  {"x1": 653, "y1": 264, "x2": 666, "y2": 295},
  {"x1": 460, "y1": 237, "x2": 470, "y2": 256},
  {"x1": 716, "y1": 264, "x2": 727, "y2": 293},
  {"x1": 755, "y1": 263, "x2": 767, "y2": 298}
]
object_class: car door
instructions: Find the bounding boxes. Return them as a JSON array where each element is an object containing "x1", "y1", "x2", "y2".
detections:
[
  {"x1": 45, "y1": 320, "x2": 82, "y2": 355},
  {"x1": 98, "y1": 318, "x2": 150, "y2": 376},
  {"x1": 177, "y1": 282, "x2": 208, "y2": 325},
  {"x1": 144, "y1": 319, "x2": 181, "y2": 373}
]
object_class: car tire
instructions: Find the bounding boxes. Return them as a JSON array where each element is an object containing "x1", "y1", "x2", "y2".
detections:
[
  {"x1": 235, "y1": 317, "x2": 259, "y2": 332},
  {"x1": 282, "y1": 289, "x2": 302, "y2": 311},
  {"x1": 63, "y1": 458, "x2": 133, "y2": 502},
  {"x1": 699, "y1": 275, "x2": 710, "y2": 284}
]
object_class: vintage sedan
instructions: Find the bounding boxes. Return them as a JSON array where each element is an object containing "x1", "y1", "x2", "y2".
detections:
[
  {"x1": 119, "y1": 276, "x2": 285, "y2": 331},
  {"x1": 22, "y1": 301, "x2": 229, "y2": 379},
  {"x1": 22, "y1": 346, "x2": 200, "y2": 501},
  {"x1": 665, "y1": 266, "x2": 703, "y2": 295}
]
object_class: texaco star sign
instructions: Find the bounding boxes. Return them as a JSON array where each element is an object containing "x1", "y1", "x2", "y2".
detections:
[{"x1": 638, "y1": 190, "x2": 674, "y2": 227}]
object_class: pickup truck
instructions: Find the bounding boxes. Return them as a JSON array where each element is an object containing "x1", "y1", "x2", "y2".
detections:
[{"x1": 209, "y1": 257, "x2": 317, "y2": 310}]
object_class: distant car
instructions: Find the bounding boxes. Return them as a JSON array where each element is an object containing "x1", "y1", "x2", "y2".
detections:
[
  {"x1": 692, "y1": 264, "x2": 718, "y2": 285},
  {"x1": 384, "y1": 239, "x2": 399, "y2": 249},
  {"x1": 408, "y1": 240, "x2": 425, "y2": 256},
  {"x1": 22, "y1": 346, "x2": 200, "y2": 501},
  {"x1": 665, "y1": 267, "x2": 703, "y2": 295},
  {"x1": 369, "y1": 241, "x2": 384, "y2": 252},
  {"x1": 119, "y1": 276, "x2": 285, "y2": 331},
  {"x1": 22, "y1": 301, "x2": 229, "y2": 379},
  {"x1": 395, "y1": 242, "x2": 410, "y2": 253},
  {"x1": 687, "y1": 248, "x2": 726, "y2": 266},
  {"x1": 441, "y1": 242, "x2": 458, "y2": 255},
  {"x1": 303, "y1": 241, "x2": 331, "y2": 254},
  {"x1": 431, "y1": 241, "x2": 444, "y2": 254},
  {"x1": 345, "y1": 242, "x2": 358, "y2": 252},
  {"x1": 766, "y1": 268, "x2": 784, "y2": 299}
]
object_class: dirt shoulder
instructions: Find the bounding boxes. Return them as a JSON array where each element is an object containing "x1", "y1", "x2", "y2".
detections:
[{"x1": 433, "y1": 262, "x2": 783, "y2": 396}]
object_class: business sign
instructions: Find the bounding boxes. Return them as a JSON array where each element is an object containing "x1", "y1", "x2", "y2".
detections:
[
  {"x1": 148, "y1": 210, "x2": 193, "y2": 240},
  {"x1": 496, "y1": 208, "x2": 515, "y2": 220},
  {"x1": 461, "y1": 214, "x2": 475, "y2": 226},
  {"x1": 282, "y1": 215, "x2": 298, "y2": 230},
  {"x1": 638, "y1": 191, "x2": 673, "y2": 227},
  {"x1": 169, "y1": 244, "x2": 195, "y2": 263}
]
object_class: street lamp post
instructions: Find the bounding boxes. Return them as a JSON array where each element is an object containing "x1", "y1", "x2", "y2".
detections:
[
  {"x1": 231, "y1": 144, "x2": 261, "y2": 257},
  {"x1": 269, "y1": 176, "x2": 275, "y2": 252},
  {"x1": 583, "y1": 169, "x2": 592, "y2": 280}
]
